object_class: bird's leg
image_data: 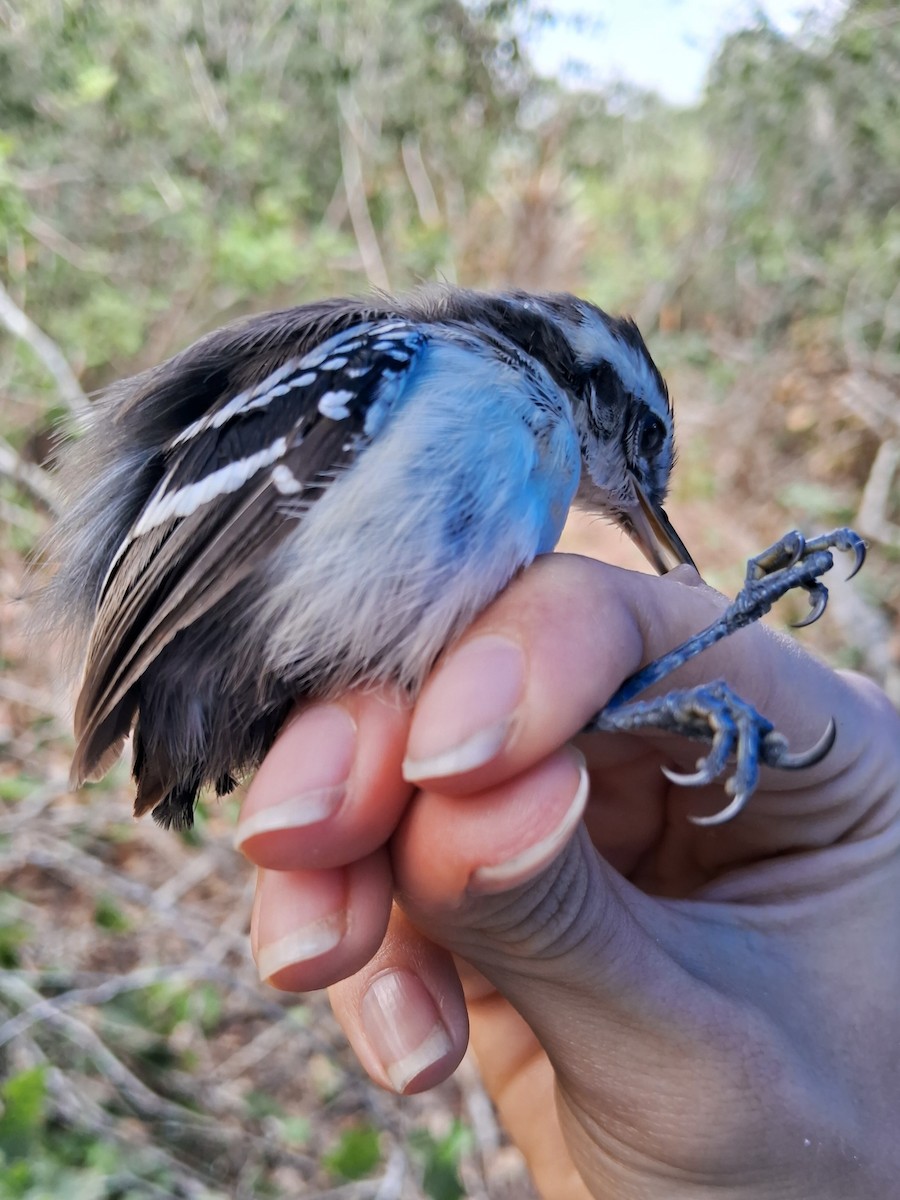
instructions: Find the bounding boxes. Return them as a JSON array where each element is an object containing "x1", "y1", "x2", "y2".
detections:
[{"x1": 585, "y1": 528, "x2": 866, "y2": 824}]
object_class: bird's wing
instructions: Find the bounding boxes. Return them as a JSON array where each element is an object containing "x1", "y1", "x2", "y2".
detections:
[{"x1": 71, "y1": 318, "x2": 427, "y2": 786}]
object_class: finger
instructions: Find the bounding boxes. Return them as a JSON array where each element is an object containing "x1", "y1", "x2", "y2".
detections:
[
  {"x1": 328, "y1": 907, "x2": 468, "y2": 1095},
  {"x1": 252, "y1": 849, "x2": 393, "y2": 992},
  {"x1": 326, "y1": 746, "x2": 599, "y2": 1095},
  {"x1": 402, "y1": 553, "x2": 860, "y2": 797},
  {"x1": 236, "y1": 689, "x2": 413, "y2": 871},
  {"x1": 397, "y1": 745, "x2": 591, "y2": 901}
]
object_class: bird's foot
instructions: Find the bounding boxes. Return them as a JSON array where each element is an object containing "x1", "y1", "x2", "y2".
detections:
[
  {"x1": 590, "y1": 681, "x2": 836, "y2": 825},
  {"x1": 586, "y1": 528, "x2": 865, "y2": 823},
  {"x1": 739, "y1": 527, "x2": 866, "y2": 630}
]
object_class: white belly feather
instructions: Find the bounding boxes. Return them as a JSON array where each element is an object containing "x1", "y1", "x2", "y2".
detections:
[{"x1": 260, "y1": 339, "x2": 581, "y2": 694}]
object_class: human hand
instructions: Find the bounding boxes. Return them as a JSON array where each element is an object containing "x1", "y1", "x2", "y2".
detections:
[{"x1": 237, "y1": 554, "x2": 900, "y2": 1199}]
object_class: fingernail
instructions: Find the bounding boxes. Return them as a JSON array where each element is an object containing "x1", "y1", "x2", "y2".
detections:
[
  {"x1": 361, "y1": 970, "x2": 454, "y2": 1093},
  {"x1": 403, "y1": 635, "x2": 525, "y2": 780},
  {"x1": 469, "y1": 752, "x2": 589, "y2": 894},
  {"x1": 669, "y1": 563, "x2": 704, "y2": 587},
  {"x1": 236, "y1": 705, "x2": 356, "y2": 849},
  {"x1": 257, "y1": 911, "x2": 345, "y2": 981}
]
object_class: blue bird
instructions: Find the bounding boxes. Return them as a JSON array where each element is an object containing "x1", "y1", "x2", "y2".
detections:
[{"x1": 38, "y1": 287, "x2": 863, "y2": 829}]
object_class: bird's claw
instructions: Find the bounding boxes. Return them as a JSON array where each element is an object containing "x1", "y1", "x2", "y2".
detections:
[
  {"x1": 763, "y1": 717, "x2": 837, "y2": 771},
  {"x1": 792, "y1": 583, "x2": 828, "y2": 629},
  {"x1": 687, "y1": 790, "x2": 750, "y2": 828},
  {"x1": 661, "y1": 763, "x2": 715, "y2": 788},
  {"x1": 743, "y1": 527, "x2": 866, "y2": 630},
  {"x1": 846, "y1": 537, "x2": 867, "y2": 580},
  {"x1": 593, "y1": 683, "x2": 838, "y2": 826},
  {"x1": 586, "y1": 528, "x2": 864, "y2": 823},
  {"x1": 590, "y1": 681, "x2": 766, "y2": 823}
]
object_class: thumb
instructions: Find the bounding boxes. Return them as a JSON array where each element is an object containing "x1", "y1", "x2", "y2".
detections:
[
  {"x1": 391, "y1": 747, "x2": 696, "y2": 1078},
  {"x1": 386, "y1": 752, "x2": 784, "y2": 1178},
  {"x1": 326, "y1": 738, "x2": 805, "y2": 1194}
]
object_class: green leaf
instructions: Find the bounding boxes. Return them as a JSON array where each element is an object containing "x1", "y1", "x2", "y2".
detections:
[
  {"x1": 0, "y1": 1066, "x2": 48, "y2": 1159},
  {"x1": 410, "y1": 1121, "x2": 473, "y2": 1200},
  {"x1": 92, "y1": 894, "x2": 130, "y2": 932},
  {"x1": 0, "y1": 775, "x2": 43, "y2": 803},
  {"x1": 0, "y1": 892, "x2": 29, "y2": 968},
  {"x1": 75, "y1": 64, "x2": 118, "y2": 104},
  {"x1": 323, "y1": 1125, "x2": 382, "y2": 1181}
]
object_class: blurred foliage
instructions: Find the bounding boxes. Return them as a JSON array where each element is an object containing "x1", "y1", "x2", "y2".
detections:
[
  {"x1": 0, "y1": 0, "x2": 540, "y2": 393},
  {"x1": 409, "y1": 1120, "x2": 473, "y2": 1200},
  {"x1": 322, "y1": 1122, "x2": 382, "y2": 1180},
  {"x1": 0, "y1": 1065, "x2": 48, "y2": 1161},
  {"x1": 1, "y1": 0, "x2": 897, "y2": 399},
  {"x1": 695, "y1": 0, "x2": 900, "y2": 346},
  {"x1": 0, "y1": 1065, "x2": 226, "y2": 1199}
]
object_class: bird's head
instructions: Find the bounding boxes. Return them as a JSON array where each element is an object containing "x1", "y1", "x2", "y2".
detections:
[{"x1": 524, "y1": 294, "x2": 695, "y2": 575}]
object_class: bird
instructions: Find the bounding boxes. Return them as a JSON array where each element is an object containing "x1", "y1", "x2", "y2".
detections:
[{"x1": 37, "y1": 286, "x2": 861, "y2": 831}]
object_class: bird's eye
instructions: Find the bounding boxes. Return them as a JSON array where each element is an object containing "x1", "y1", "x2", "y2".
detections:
[{"x1": 637, "y1": 413, "x2": 666, "y2": 459}]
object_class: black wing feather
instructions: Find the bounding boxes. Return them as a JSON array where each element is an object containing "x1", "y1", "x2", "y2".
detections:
[{"x1": 71, "y1": 318, "x2": 427, "y2": 803}]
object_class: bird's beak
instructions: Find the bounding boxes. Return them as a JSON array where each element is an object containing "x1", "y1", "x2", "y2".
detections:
[{"x1": 622, "y1": 476, "x2": 697, "y2": 575}]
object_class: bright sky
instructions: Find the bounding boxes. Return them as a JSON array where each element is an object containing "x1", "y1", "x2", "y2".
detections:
[{"x1": 525, "y1": 0, "x2": 839, "y2": 106}]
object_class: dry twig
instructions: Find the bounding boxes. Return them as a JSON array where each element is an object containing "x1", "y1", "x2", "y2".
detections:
[
  {"x1": 0, "y1": 279, "x2": 89, "y2": 418},
  {"x1": 0, "y1": 434, "x2": 61, "y2": 513}
]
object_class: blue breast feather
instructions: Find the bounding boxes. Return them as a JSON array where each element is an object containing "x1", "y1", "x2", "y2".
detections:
[{"x1": 258, "y1": 335, "x2": 581, "y2": 694}]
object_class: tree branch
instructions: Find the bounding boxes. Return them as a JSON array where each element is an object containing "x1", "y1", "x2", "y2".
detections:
[
  {"x1": 337, "y1": 93, "x2": 391, "y2": 293},
  {"x1": 0, "y1": 433, "x2": 61, "y2": 512},
  {"x1": 0, "y1": 279, "x2": 89, "y2": 417}
]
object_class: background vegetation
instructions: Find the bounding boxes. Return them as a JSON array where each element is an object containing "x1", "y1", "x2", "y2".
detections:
[{"x1": 1, "y1": 0, "x2": 898, "y2": 1196}]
